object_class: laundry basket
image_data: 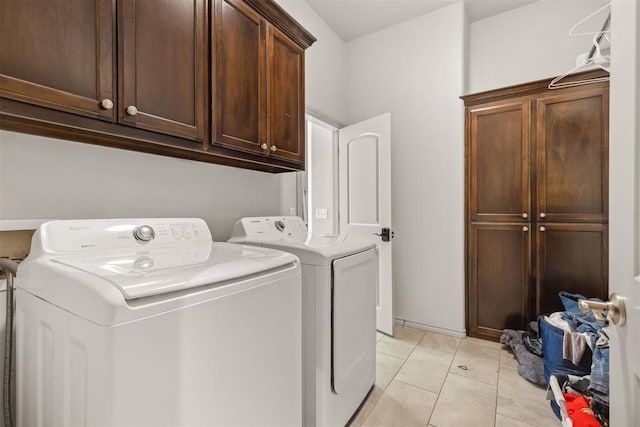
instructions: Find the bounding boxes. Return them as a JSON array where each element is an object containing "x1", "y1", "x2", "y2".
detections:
[{"x1": 539, "y1": 316, "x2": 591, "y2": 384}]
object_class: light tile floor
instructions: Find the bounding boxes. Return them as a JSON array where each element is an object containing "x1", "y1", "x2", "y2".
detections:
[{"x1": 349, "y1": 325, "x2": 560, "y2": 427}]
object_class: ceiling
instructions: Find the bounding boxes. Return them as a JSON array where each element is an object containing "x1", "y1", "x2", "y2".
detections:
[{"x1": 306, "y1": 0, "x2": 538, "y2": 42}]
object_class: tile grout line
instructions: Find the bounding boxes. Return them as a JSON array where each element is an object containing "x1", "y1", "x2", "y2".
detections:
[
  {"x1": 494, "y1": 349, "x2": 504, "y2": 427},
  {"x1": 359, "y1": 328, "x2": 426, "y2": 426},
  {"x1": 426, "y1": 335, "x2": 462, "y2": 427}
]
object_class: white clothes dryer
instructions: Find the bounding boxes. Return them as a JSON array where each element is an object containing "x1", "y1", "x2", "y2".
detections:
[
  {"x1": 229, "y1": 216, "x2": 378, "y2": 426},
  {"x1": 16, "y1": 218, "x2": 302, "y2": 426}
]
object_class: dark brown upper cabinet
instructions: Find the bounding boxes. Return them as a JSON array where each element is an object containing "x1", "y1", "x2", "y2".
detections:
[
  {"x1": 118, "y1": 0, "x2": 208, "y2": 141},
  {"x1": 0, "y1": 0, "x2": 314, "y2": 173},
  {"x1": 0, "y1": 0, "x2": 207, "y2": 142},
  {"x1": 212, "y1": 0, "x2": 313, "y2": 167},
  {"x1": 0, "y1": 0, "x2": 115, "y2": 121}
]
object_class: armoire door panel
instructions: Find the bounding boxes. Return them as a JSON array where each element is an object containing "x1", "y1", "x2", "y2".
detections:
[
  {"x1": 0, "y1": 0, "x2": 114, "y2": 120},
  {"x1": 537, "y1": 88, "x2": 609, "y2": 222},
  {"x1": 536, "y1": 223, "x2": 608, "y2": 315},
  {"x1": 118, "y1": 0, "x2": 207, "y2": 141},
  {"x1": 213, "y1": 0, "x2": 266, "y2": 154},
  {"x1": 468, "y1": 223, "x2": 531, "y2": 340},
  {"x1": 469, "y1": 101, "x2": 530, "y2": 222}
]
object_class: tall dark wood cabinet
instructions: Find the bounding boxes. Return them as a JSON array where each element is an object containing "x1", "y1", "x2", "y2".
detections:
[{"x1": 463, "y1": 71, "x2": 609, "y2": 341}]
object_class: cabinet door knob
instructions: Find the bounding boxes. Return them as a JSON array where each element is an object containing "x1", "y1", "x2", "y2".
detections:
[
  {"x1": 126, "y1": 105, "x2": 138, "y2": 116},
  {"x1": 261, "y1": 143, "x2": 268, "y2": 150},
  {"x1": 100, "y1": 99, "x2": 114, "y2": 110},
  {"x1": 522, "y1": 213, "x2": 528, "y2": 218},
  {"x1": 539, "y1": 212, "x2": 546, "y2": 218},
  {"x1": 270, "y1": 145, "x2": 277, "y2": 152},
  {"x1": 522, "y1": 226, "x2": 529, "y2": 232},
  {"x1": 540, "y1": 226, "x2": 546, "y2": 232}
]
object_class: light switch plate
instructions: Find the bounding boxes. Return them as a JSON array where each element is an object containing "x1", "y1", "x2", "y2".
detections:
[{"x1": 315, "y1": 208, "x2": 328, "y2": 219}]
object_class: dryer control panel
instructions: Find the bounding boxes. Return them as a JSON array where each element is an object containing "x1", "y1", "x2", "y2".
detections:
[{"x1": 230, "y1": 217, "x2": 307, "y2": 242}]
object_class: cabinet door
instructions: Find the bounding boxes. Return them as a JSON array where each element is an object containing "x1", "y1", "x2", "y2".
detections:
[
  {"x1": 468, "y1": 223, "x2": 531, "y2": 340},
  {"x1": 118, "y1": 0, "x2": 207, "y2": 141},
  {"x1": 0, "y1": 0, "x2": 115, "y2": 120},
  {"x1": 536, "y1": 88, "x2": 608, "y2": 223},
  {"x1": 536, "y1": 223, "x2": 608, "y2": 315},
  {"x1": 267, "y1": 25, "x2": 305, "y2": 165},
  {"x1": 468, "y1": 101, "x2": 531, "y2": 222},
  {"x1": 212, "y1": 0, "x2": 267, "y2": 155}
]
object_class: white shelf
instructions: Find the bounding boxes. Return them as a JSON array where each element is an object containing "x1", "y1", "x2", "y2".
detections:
[{"x1": 0, "y1": 219, "x2": 52, "y2": 231}]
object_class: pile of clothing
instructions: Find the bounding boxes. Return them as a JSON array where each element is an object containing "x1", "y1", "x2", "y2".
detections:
[
  {"x1": 500, "y1": 291, "x2": 610, "y2": 426},
  {"x1": 500, "y1": 323, "x2": 545, "y2": 385}
]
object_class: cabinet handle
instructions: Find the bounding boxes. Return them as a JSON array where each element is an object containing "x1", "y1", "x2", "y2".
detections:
[
  {"x1": 522, "y1": 213, "x2": 528, "y2": 218},
  {"x1": 261, "y1": 143, "x2": 268, "y2": 150},
  {"x1": 270, "y1": 145, "x2": 278, "y2": 152},
  {"x1": 522, "y1": 226, "x2": 529, "y2": 232},
  {"x1": 100, "y1": 99, "x2": 114, "y2": 110},
  {"x1": 539, "y1": 212, "x2": 546, "y2": 218},
  {"x1": 540, "y1": 226, "x2": 546, "y2": 232},
  {"x1": 126, "y1": 105, "x2": 138, "y2": 116}
]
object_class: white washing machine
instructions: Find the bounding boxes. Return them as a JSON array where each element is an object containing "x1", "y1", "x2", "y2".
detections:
[
  {"x1": 16, "y1": 218, "x2": 302, "y2": 426},
  {"x1": 229, "y1": 216, "x2": 378, "y2": 426}
]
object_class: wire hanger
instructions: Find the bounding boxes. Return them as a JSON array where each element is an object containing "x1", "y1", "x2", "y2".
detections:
[
  {"x1": 549, "y1": 12, "x2": 610, "y2": 89},
  {"x1": 569, "y1": 2, "x2": 611, "y2": 37}
]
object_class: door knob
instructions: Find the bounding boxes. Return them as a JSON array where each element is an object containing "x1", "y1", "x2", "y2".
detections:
[
  {"x1": 374, "y1": 228, "x2": 394, "y2": 242},
  {"x1": 539, "y1": 226, "x2": 546, "y2": 232},
  {"x1": 270, "y1": 145, "x2": 278, "y2": 152},
  {"x1": 522, "y1": 213, "x2": 528, "y2": 218},
  {"x1": 522, "y1": 226, "x2": 529, "y2": 232},
  {"x1": 540, "y1": 212, "x2": 546, "y2": 218},
  {"x1": 578, "y1": 293, "x2": 627, "y2": 326},
  {"x1": 261, "y1": 143, "x2": 268, "y2": 150},
  {"x1": 126, "y1": 105, "x2": 138, "y2": 116}
]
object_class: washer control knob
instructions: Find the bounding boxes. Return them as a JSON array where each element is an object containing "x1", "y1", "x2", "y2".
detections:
[
  {"x1": 274, "y1": 220, "x2": 286, "y2": 232},
  {"x1": 133, "y1": 225, "x2": 155, "y2": 243}
]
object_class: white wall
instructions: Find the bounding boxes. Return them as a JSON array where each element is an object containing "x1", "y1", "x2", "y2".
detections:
[
  {"x1": 275, "y1": 0, "x2": 349, "y2": 126},
  {"x1": 0, "y1": 131, "x2": 283, "y2": 240},
  {"x1": 308, "y1": 120, "x2": 337, "y2": 235},
  {"x1": 468, "y1": 0, "x2": 609, "y2": 93},
  {"x1": 347, "y1": 2, "x2": 467, "y2": 335}
]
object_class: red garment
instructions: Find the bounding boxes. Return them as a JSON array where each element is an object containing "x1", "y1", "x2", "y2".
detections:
[{"x1": 563, "y1": 394, "x2": 600, "y2": 427}]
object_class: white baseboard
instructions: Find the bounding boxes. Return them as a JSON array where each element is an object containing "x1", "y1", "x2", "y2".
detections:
[{"x1": 393, "y1": 318, "x2": 467, "y2": 338}]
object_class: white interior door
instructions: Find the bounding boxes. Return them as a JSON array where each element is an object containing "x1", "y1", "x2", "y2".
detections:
[
  {"x1": 608, "y1": 1, "x2": 639, "y2": 424},
  {"x1": 338, "y1": 113, "x2": 393, "y2": 335}
]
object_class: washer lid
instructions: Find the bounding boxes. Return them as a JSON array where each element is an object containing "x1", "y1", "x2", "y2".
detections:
[{"x1": 49, "y1": 242, "x2": 297, "y2": 300}]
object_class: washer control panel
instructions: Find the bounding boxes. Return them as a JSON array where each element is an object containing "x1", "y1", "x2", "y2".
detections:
[
  {"x1": 133, "y1": 225, "x2": 155, "y2": 243},
  {"x1": 35, "y1": 218, "x2": 212, "y2": 254}
]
